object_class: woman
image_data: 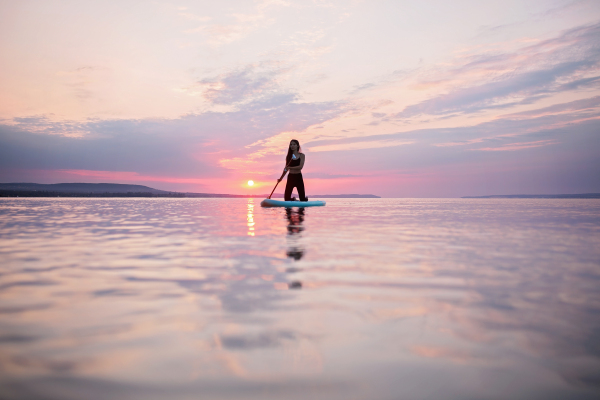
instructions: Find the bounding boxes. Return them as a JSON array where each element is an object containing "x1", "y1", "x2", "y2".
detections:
[{"x1": 283, "y1": 139, "x2": 308, "y2": 201}]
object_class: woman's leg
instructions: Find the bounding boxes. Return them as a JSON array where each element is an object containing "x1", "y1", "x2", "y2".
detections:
[
  {"x1": 296, "y1": 174, "x2": 307, "y2": 201},
  {"x1": 284, "y1": 175, "x2": 295, "y2": 201}
]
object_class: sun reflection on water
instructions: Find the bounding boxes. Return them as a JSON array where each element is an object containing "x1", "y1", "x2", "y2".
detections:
[{"x1": 247, "y1": 198, "x2": 255, "y2": 236}]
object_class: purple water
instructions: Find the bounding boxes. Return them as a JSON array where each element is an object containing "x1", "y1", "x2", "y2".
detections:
[{"x1": 0, "y1": 198, "x2": 599, "y2": 400}]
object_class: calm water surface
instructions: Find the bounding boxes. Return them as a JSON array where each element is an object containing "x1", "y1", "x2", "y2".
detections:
[{"x1": 0, "y1": 198, "x2": 599, "y2": 400}]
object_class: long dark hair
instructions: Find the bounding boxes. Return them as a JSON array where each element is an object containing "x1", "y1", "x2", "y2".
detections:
[{"x1": 286, "y1": 139, "x2": 301, "y2": 165}]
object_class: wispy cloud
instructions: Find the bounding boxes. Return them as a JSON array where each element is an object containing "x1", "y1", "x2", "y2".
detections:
[
  {"x1": 56, "y1": 169, "x2": 209, "y2": 185},
  {"x1": 52, "y1": 65, "x2": 113, "y2": 106},
  {"x1": 475, "y1": 139, "x2": 558, "y2": 151},
  {"x1": 0, "y1": 90, "x2": 345, "y2": 191},
  {"x1": 11, "y1": 116, "x2": 91, "y2": 138},
  {"x1": 396, "y1": 61, "x2": 595, "y2": 118},
  {"x1": 394, "y1": 23, "x2": 600, "y2": 118},
  {"x1": 305, "y1": 94, "x2": 600, "y2": 155},
  {"x1": 183, "y1": 1, "x2": 290, "y2": 46},
  {"x1": 338, "y1": 21, "x2": 600, "y2": 126},
  {"x1": 195, "y1": 65, "x2": 290, "y2": 105},
  {"x1": 500, "y1": 95, "x2": 600, "y2": 119},
  {"x1": 304, "y1": 131, "x2": 416, "y2": 152},
  {"x1": 302, "y1": 172, "x2": 358, "y2": 179},
  {"x1": 309, "y1": 139, "x2": 414, "y2": 152}
]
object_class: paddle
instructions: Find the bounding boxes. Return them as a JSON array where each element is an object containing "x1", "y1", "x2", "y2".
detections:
[{"x1": 267, "y1": 158, "x2": 293, "y2": 199}]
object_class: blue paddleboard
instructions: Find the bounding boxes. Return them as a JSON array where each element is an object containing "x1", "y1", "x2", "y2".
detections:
[{"x1": 260, "y1": 199, "x2": 326, "y2": 207}]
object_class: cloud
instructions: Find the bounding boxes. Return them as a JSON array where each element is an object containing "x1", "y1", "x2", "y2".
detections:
[
  {"x1": 500, "y1": 95, "x2": 600, "y2": 119},
  {"x1": 474, "y1": 139, "x2": 559, "y2": 152},
  {"x1": 537, "y1": 0, "x2": 589, "y2": 18},
  {"x1": 11, "y1": 116, "x2": 90, "y2": 138},
  {"x1": 396, "y1": 61, "x2": 597, "y2": 118},
  {"x1": 393, "y1": 22, "x2": 600, "y2": 118},
  {"x1": 418, "y1": 101, "x2": 600, "y2": 152},
  {"x1": 0, "y1": 123, "x2": 217, "y2": 179},
  {"x1": 555, "y1": 75, "x2": 600, "y2": 91},
  {"x1": 308, "y1": 139, "x2": 414, "y2": 152},
  {"x1": 350, "y1": 82, "x2": 378, "y2": 94},
  {"x1": 55, "y1": 65, "x2": 111, "y2": 104},
  {"x1": 221, "y1": 330, "x2": 297, "y2": 350},
  {"x1": 196, "y1": 66, "x2": 293, "y2": 106},
  {"x1": 303, "y1": 172, "x2": 359, "y2": 179},
  {"x1": 53, "y1": 170, "x2": 209, "y2": 185},
  {"x1": 0, "y1": 94, "x2": 345, "y2": 187},
  {"x1": 233, "y1": 92, "x2": 599, "y2": 189},
  {"x1": 304, "y1": 95, "x2": 600, "y2": 163},
  {"x1": 306, "y1": 132, "x2": 394, "y2": 148},
  {"x1": 177, "y1": 11, "x2": 212, "y2": 22},
  {"x1": 183, "y1": 1, "x2": 290, "y2": 46}
]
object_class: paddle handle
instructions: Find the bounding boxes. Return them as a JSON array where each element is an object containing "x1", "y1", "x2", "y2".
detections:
[
  {"x1": 267, "y1": 180, "x2": 281, "y2": 199},
  {"x1": 268, "y1": 160, "x2": 292, "y2": 199}
]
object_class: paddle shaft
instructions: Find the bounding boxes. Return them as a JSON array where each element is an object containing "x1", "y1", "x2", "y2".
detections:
[{"x1": 268, "y1": 160, "x2": 293, "y2": 199}]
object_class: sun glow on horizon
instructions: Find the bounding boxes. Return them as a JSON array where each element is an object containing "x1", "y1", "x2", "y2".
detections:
[{"x1": 247, "y1": 180, "x2": 254, "y2": 186}]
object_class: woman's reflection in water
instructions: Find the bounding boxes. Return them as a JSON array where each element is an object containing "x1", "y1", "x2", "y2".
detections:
[{"x1": 285, "y1": 207, "x2": 305, "y2": 289}]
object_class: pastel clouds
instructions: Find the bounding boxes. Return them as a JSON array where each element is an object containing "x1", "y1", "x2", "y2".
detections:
[
  {"x1": 475, "y1": 139, "x2": 559, "y2": 152},
  {"x1": 183, "y1": 0, "x2": 290, "y2": 46},
  {"x1": 197, "y1": 65, "x2": 289, "y2": 105},
  {"x1": 378, "y1": 23, "x2": 600, "y2": 120},
  {"x1": 0, "y1": 92, "x2": 345, "y2": 192},
  {"x1": 54, "y1": 170, "x2": 209, "y2": 185},
  {"x1": 308, "y1": 139, "x2": 415, "y2": 153},
  {"x1": 1, "y1": 1, "x2": 600, "y2": 196}
]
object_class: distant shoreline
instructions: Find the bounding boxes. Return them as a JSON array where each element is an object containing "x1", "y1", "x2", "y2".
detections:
[
  {"x1": 0, "y1": 191, "x2": 381, "y2": 199},
  {"x1": 462, "y1": 194, "x2": 600, "y2": 199},
  {"x1": 0, "y1": 183, "x2": 380, "y2": 199},
  {"x1": 2, "y1": 183, "x2": 597, "y2": 199}
]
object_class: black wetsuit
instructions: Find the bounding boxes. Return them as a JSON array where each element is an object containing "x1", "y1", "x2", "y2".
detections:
[{"x1": 285, "y1": 157, "x2": 307, "y2": 201}]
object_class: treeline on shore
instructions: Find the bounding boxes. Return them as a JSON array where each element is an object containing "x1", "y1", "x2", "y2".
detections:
[
  {"x1": 0, "y1": 190, "x2": 187, "y2": 198},
  {"x1": 0, "y1": 190, "x2": 272, "y2": 198},
  {"x1": 0, "y1": 183, "x2": 380, "y2": 198},
  {"x1": 1, "y1": 190, "x2": 381, "y2": 198},
  {"x1": 462, "y1": 193, "x2": 600, "y2": 199}
]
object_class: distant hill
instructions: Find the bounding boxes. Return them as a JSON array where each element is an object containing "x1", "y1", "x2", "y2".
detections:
[
  {"x1": 462, "y1": 193, "x2": 600, "y2": 199},
  {"x1": 0, "y1": 183, "x2": 170, "y2": 194},
  {"x1": 308, "y1": 194, "x2": 380, "y2": 198},
  {"x1": 0, "y1": 183, "x2": 380, "y2": 198}
]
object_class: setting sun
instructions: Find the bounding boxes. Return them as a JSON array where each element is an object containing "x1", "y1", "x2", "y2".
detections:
[{"x1": 247, "y1": 180, "x2": 254, "y2": 186}]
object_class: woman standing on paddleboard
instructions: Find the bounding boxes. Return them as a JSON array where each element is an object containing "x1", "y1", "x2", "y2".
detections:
[{"x1": 283, "y1": 139, "x2": 308, "y2": 202}]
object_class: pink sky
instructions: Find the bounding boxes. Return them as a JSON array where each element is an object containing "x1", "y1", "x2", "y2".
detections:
[{"x1": 1, "y1": 0, "x2": 600, "y2": 196}]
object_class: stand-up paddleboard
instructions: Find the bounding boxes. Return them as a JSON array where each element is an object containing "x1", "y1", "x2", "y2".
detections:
[{"x1": 261, "y1": 199, "x2": 326, "y2": 207}]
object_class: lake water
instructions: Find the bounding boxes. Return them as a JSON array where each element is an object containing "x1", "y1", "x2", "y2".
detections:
[{"x1": 0, "y1": 198, "x2": 599, "y2": 400}]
